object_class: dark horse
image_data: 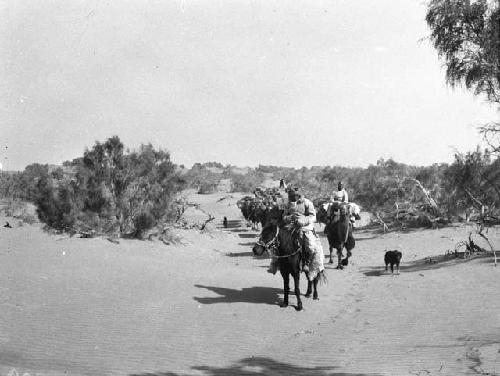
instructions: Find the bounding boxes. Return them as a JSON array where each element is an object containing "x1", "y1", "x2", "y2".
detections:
[
  {"x1": 252, "y1": 208, "x2": 322, "y2": 311},
  {"x1": 324, "y1": 204, "x2": 355, "y2": 269}
]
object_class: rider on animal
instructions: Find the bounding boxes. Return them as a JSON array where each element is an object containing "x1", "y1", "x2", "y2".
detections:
[
  {"x1": 268, "y1": 187, "x2": 323, "y2": 276},
  {"x1": 331, "y1": 181, "x2": 348, "y2": 203},
  {"x1": 327, "y1": 181, "x2": 359, "y2": 226}
]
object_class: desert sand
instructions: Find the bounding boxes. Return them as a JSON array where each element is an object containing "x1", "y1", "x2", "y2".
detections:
[{"x1": 0, "y1": 190, "x2": 499, "y2": 376}]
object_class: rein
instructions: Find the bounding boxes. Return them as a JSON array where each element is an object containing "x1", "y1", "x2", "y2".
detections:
[
  {"x1": 274, "y1": 247, "x2": 302, "y2": 258},
  {"x1": 273, "y1": 225, "x2": 302, "y2": 259},
  {"x1": 256, "y1": 226, "x2": 280, "y2": 251},
  {"x1": 256, "y1": 225, "x2": 302, "y2": 258}
]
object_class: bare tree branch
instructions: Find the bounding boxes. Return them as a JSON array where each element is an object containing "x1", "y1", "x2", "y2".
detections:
[
  {"x1": 477, "y1": 223, "x2": 497, "y2": 267},
  {"x1": 375, "y1": 212, "x2": 389, "y2": 233}
]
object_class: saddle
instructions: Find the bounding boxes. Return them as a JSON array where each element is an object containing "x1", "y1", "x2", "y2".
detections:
[{"x1": 327, "y1": 202, "x2": 350, "y2": 223}]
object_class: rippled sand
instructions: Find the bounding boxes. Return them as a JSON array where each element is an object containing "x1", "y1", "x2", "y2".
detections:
[{"x1": 0, "y1": 193, "x2": 499, "y2": 376}]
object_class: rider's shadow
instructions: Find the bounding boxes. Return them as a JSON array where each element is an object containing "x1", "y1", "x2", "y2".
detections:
[{"x1": 194, "y1": 284, "x2": 282, "y2": 306}]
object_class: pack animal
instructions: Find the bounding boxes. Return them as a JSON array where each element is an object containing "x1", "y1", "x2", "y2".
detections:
[{"x1": 324, "y1": 203, "x2": 355, "y2": 269}]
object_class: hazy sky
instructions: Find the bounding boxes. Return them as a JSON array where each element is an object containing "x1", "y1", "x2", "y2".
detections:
[{"x1": 1, "y1": 0, "x2": 499, "y2": 171}]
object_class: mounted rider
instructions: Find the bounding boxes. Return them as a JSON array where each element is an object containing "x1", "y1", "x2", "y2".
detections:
[
  {"x1": 332, "y1": 181, "x2": 348, "y2": 203},
  {"x1": 268, "y1": 187, "x2": 325, "y2": 279},
  {"x1": 327, "y1": 181, "x2": 360, "y2": 226}
]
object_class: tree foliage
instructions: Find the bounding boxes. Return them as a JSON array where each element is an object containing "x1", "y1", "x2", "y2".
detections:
[
  {"x1": 443, "y1": 147, "x2": 500, "y2": 214},
  {"x1": 426, "y1": 0, "x2": 500, "y2": 102},
  {"x1": 32, "y1": 137, "x2": 186, "y2": 237}
]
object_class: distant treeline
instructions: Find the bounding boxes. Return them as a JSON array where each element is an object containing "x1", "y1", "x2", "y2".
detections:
[{"x1": 1, "y1": 137, "x2": 499, "y2": 235}]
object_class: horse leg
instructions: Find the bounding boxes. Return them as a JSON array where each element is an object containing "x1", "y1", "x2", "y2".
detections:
[
  {"x1": 336, "y1": 247, "x2": 343, "y2": 269},
  {"x1": 313, "y1": 276, "x2": 319, "y2": 300},
  {"x1": 305, "y1": 272, "x2": 312, "y2": 298},
  {"x1": 293, "y1": 272, "x2": 303, "y2": 311},
  {"x1": 280, "y1": 271, "x2": 289, "y2": 308},
  {"x1": 341, "y1": 248, "x2": 351, "y2": 267}
]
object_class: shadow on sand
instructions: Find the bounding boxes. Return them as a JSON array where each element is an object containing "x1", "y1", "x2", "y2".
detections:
[
  {"x1": 237, "y1": 241, "x2": 257, "y2": 247},
  {"x1": 129, "y1": 356, "x2": 381, "y2": 376},
  {"x1": 194, "y1": 285, "x2": 282, "y2": 305},
  {"x1": 362, "y1": 252, "x2": 493, "y2": 277},
  {"x1": 226, "y1": 251, "x2": 255, "y2": 257},
  {"x1": 238, "y1": 233, "x2": 258, "y2": 238}
]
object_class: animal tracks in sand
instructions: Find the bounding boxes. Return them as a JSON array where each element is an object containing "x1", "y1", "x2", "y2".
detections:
[{"x1": 1, "y1": 193, "x2": 500, "y2": 376}]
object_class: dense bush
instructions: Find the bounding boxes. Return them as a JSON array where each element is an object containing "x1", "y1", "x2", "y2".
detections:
[
  {"x1": 183, "y1": 163, "x2": 223, "y2": 194},
  {"x1": 33, "y1": 137, "x2": 186, "y2": 237},
  {"x1": 228, "y1": 170, "x2": 266, "y2": 193}
]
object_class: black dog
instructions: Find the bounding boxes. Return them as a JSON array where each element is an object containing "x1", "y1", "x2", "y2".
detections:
[
  {"x1": 384, "y1": 250, "x2": 402, "y2": 274},
  {"x1": 223, "y1": 217, "x2": 228, "y2": 228}
]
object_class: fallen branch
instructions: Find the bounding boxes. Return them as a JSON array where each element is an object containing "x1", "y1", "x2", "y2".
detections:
[
  {"x1": 79, "y1": 230, "x2": 96, "y2": 239},
  {"x1": 375, "y1": 212, "x2": 389, "y2": 233},
  {"x1": 461, "y1": 190, "x2": 497, "y2": 266},
  {"x1": 404, "y1": 177, "x2": 439, "y2": 213},
  {"x1": 217, "y1": 195, "x2": 233, "y2": 202},
  {"x1": 200, "y1": 215, "x2": 215, "y2": 231},
  {"x1": 477, "y1": 224, "x2": 497, "y2": 267},
  {"x1": 107, "y1": 237, "x2": 120, "y2": 244}
]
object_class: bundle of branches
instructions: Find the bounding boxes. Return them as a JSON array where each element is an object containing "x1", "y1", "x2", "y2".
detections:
[
  {"x1": 453, "y1": 233, "x2": 488, "y2": 259},
  {"x1": 455, "y1": 190, "x2": 498, "y2": 266},
  {"x1": 371, "y1": 177, "x2": 447, "y2": 231}
]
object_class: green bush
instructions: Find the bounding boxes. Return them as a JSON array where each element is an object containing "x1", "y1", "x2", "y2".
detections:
[{"x1": 32, "y1": 136, "x2": 186, "y2": 238}]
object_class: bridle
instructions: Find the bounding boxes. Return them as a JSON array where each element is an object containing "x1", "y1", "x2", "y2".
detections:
[
  {"x1": 255, "y1": 225, "x2": 280, "y2": 253},
  {"x1": 256, "y1": 225, "x2": 302, "y2": 258}
]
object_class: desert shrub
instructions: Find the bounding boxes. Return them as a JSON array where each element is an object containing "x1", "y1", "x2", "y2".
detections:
[
  {"x1": 33, "y1": 137, "x2": 186, "y2": 237},
  {"x1": 229, "y1": 169, "x2": 266, "y2": 193},
  {"x1": 441, "y1": 148, "x2": 500, "y2": 220},
  {"x1": 35, "y1": 178, "x2": 78, "y2": 230},
  {"x1": 183, "y1": 164, "x2": 222, "y2": 193},
  {"x1": 133, "y1": 212, "x2": 156, "y2": 238},
  {"x1": 198, "y1": 182, "x2": 219, "y2": 194},
  {"x1": 0, "y1": 199, "x2": 38, "y2": 224}
]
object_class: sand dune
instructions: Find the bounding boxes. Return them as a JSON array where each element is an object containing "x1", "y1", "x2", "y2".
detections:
[{"x1": 0, "y1": 192, "x2": 499, "y2": 376}]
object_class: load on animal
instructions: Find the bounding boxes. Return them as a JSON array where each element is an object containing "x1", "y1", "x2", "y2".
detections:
[
  {"x1": 323, "y1": 201, "x2": 356, "y2": 269},
  {"x1": 237, "y1": 187, "x2": 287, "y2": 230},
  {"x1": 313, "y1": 181, "x2": 360, "y2": 269},
  {"x1": 315, "y1": 181, "x2": 362, "y2": 228}
]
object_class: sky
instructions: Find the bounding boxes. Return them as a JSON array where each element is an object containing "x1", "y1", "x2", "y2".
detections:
[{"x1": 1, "y1": 0, "x2": 499, "y2": 171}]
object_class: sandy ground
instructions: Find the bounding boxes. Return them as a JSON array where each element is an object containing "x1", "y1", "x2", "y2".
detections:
[{"x1": 0, "y1": 191, "x2": 499, "y2": 376}]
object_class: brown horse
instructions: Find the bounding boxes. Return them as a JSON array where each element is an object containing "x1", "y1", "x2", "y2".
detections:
[
  {"x1": 252, "y1": 209, "x2": 322, "y2": 310},
  {"x1": 324, "y1": 204, "x2": 355, "y2": 269}
]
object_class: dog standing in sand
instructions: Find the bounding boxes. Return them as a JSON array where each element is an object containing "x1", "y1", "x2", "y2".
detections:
[{"x1": 384, "y1": 250, "x2": 402, "y2": 275}]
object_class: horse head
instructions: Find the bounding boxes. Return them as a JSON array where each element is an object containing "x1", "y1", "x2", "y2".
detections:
[
  {"x1": 252, "y1": 223, "x2": 280, "y2": 256},
  {"x1": 252, "y1": 205, "x2": 284, "y2": 256}
]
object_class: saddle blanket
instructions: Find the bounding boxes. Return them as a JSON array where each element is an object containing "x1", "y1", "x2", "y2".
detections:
[{"x1": 307, "y1": 230, "x2": 325, "y2": 281}]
